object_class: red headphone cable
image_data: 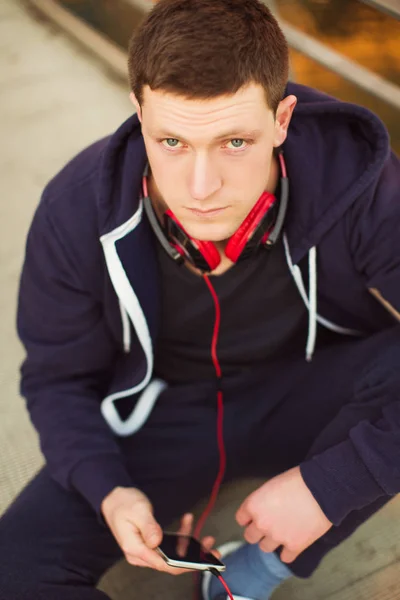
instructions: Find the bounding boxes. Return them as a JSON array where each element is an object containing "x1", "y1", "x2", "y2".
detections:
[
  {"x1": 193, "y1": 274, "x2": 226, "y2": 540},
  {"x1": 209, "y1": 569, "x2": 235, "y2": 600},
  {"x1": 191, "y1": 274, "x2": 236, "y2": 600}
]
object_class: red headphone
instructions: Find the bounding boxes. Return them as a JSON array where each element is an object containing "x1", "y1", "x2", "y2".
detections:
[{"x1": 142, "y1": 152, "x2": 288, "y2": 273}]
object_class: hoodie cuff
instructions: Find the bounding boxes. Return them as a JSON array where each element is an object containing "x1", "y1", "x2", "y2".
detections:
[
  {"x1": 70, "y1": 456, "x2": 134, "y2": 517},
  {"x1": 300, "y1": 439, "x2": 385, "y2": 526}
]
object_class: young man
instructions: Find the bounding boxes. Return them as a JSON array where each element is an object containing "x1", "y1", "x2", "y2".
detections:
[{"x1": 1, "y1": 0, "x2": 399, "y2": 598}]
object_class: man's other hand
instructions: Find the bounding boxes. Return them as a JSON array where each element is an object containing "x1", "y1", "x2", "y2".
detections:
[
  {"x1": 101, "y1": 487, "x2": 217, "y2": 574},
  {"x1": 236, "y1": 466, "x2": 333, "y2": 563}
]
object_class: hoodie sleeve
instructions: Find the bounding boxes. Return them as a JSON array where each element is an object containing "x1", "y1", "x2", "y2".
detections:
[
  {"x1": 17, "y1": 193, "x2": 134, "y2": 516},
  {"x1": 300, "y1": 150, "x2": 400, "y2": 526},
  {"x1": 349, "y1": 151, "x2": 400, "y2": 310}
]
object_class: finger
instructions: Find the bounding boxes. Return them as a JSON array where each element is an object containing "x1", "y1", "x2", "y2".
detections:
[
  {"x1": 236, "y1": 504, "x2": 251, "y2": 527},
  {"x1": 178, "y1": 513, "x2": 194, "y2": 536},
  {"x1": 120, "y1": 528, "x2": 169, "y2": 571},
  {"x1": 126, "y1": 555, "x2": 152, "y2": 568},
  {"x1": 134, "y1": 504, "x2": 163, "y2": 549},
  {"x1": 243, "y1": 522, "x2": 264, "y2": 545},
  {"x1": 201, "y1": 536, "x2": 216, "y2": 551},
  {"x1": 259, "y1": 537, "x2": 280, "y2": 554},
  {"x1": 201, "y1": 537, "x2": 221, "y2": 560},
  {"x1": 176, "y1": 535, "x2": 189, "y2": 558},
  {"x1": 280, "y1": 546, "x2": 300, "y2": 564},
  {"x1": 176, "y1": 513, "x2": 193, "y2": 557}
]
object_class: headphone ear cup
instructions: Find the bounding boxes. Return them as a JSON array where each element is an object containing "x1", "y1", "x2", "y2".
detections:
[
  {"x1": 192, "y1": 240, "x2": 221, "y2": 271},
  {"x1": 165, "y1": 210, "x2": 221, "y2": 271},
  {"x1": 225, "y1": 192, "x2": 276, "y2": 263}
]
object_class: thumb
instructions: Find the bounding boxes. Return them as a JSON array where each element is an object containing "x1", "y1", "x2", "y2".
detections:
[
  {"x1": 136, "y1": 507, "x2": 163, "y2": 548},
  {"x1": 280, "y1": 546, "x2": 300, "y2": 564},
  {"x1": 146, "y1": 526, "x2": 163, "y2": 549},
  {"x1": 236, "y1": 503, "x2": 251, "y2": 527}
]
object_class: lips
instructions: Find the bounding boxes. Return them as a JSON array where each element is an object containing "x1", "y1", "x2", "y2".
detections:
[{"x1": 186, "y1": 207, "x2": 228, "y2": 216}]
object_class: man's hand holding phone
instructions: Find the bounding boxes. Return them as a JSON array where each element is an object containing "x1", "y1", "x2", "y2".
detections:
[{"x1": 101, "y1": 486, "x2": 218, "y2": 575}]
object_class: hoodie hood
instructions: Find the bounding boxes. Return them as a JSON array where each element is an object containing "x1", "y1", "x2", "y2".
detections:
[
  {"x1": 283, "y1": 83, "x2": 390, "y2": 263},
  {"x1": 95, "y1": 82, "x2": 390, "y2": 266},
  {"x1": 94, "y1": 83, "x2": 392, "y2": 361},
  {"x1": 96, "y1": 114, "x2": 146, "y2": 238}
]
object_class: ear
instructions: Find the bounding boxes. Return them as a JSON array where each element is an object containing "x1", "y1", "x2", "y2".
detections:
[
  {"x1": 273, "y1": 95, "x2": 297, "y2": 148},
  {"x1": 130, "y1": 92, "x2": 142, "y2": 122}
]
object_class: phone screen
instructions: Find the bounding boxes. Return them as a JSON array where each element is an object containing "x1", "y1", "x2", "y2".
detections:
[{"x1": 158, "y1": 533, "x2": 225, "y2": 570}]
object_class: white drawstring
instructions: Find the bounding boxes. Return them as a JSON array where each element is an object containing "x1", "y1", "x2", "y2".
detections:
[
  {"x1": 283, "y1": 234, "x2": 362, "y2": 339},
  {"x1": 119, "y1": 299, "x2": 131, "y2": 353},
  {"x1": 306, "y1": 247, "x2": 317, "y2": 362},
  {"x1": 283, "y1": 234, "x2": 364, "y2": 362},
  {"x1": 101, "y1": 378, "x2": 168, "y2": 436},
  {"x1": 283, "y1": 235, "x2": 317, "y2": 361}
]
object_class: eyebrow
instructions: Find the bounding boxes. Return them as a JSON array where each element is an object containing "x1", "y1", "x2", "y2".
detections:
[{"x1": 151, "y1": 129, "x2": 263, "y2": 143}]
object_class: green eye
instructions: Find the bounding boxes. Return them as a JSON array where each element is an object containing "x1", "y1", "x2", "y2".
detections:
[
  {"x1": 164, "y1": 138, "x2": 180, "y2": 147},
  {"x1": 228, "y1": 139, "x2": 246, "y2": 149}
]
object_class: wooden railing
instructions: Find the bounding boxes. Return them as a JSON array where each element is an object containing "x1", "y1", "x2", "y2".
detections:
[
  {"x1": 27, "y1": 0, "x2": 400, "y2": 111},
  {"x1": 361, "y1": 0, "x2": 400, "y2": 19},
  {"x1": 266, "y1": 0, "x2": 400, "y2": 110}
]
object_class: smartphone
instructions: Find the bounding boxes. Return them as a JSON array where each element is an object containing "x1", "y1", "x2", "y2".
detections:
[{"x1": 156, "y1": 532, "x2": 226, "y2": 572}]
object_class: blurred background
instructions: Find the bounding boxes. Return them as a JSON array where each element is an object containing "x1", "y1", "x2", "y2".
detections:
[
  {"x1": 56, "y1": 0, "x2": 400, "y2": 153},
  {"x1": 0, "y1": 0, "x2": 399, "y2": 598}
]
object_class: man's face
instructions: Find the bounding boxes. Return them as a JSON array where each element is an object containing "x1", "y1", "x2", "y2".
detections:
[{"x1": 133, "y1": 83, "x2": 295, "y2": 243}]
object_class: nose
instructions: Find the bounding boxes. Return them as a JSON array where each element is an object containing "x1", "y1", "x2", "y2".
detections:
[{"x1": 188, "y1": 153, "x2": 222, "y2": 202}]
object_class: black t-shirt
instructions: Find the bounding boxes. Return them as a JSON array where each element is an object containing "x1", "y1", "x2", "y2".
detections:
[{"x1": 153, "y1": 236, "x2": 308, "y2": 384}]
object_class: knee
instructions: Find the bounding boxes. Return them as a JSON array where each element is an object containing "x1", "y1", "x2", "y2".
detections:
[{"x1": 0, "y1": 507, "x2": 49, "y2": 599}]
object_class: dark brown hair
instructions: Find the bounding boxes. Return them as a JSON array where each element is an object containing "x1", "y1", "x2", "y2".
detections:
[{"x1": 128, "y1": 0, "x2": 289, "y2": 113}]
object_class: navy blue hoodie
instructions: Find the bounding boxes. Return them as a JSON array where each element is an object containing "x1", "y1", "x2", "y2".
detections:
[{"x1": 17, "y1": 83, "x2": 400, "y2": 525}]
